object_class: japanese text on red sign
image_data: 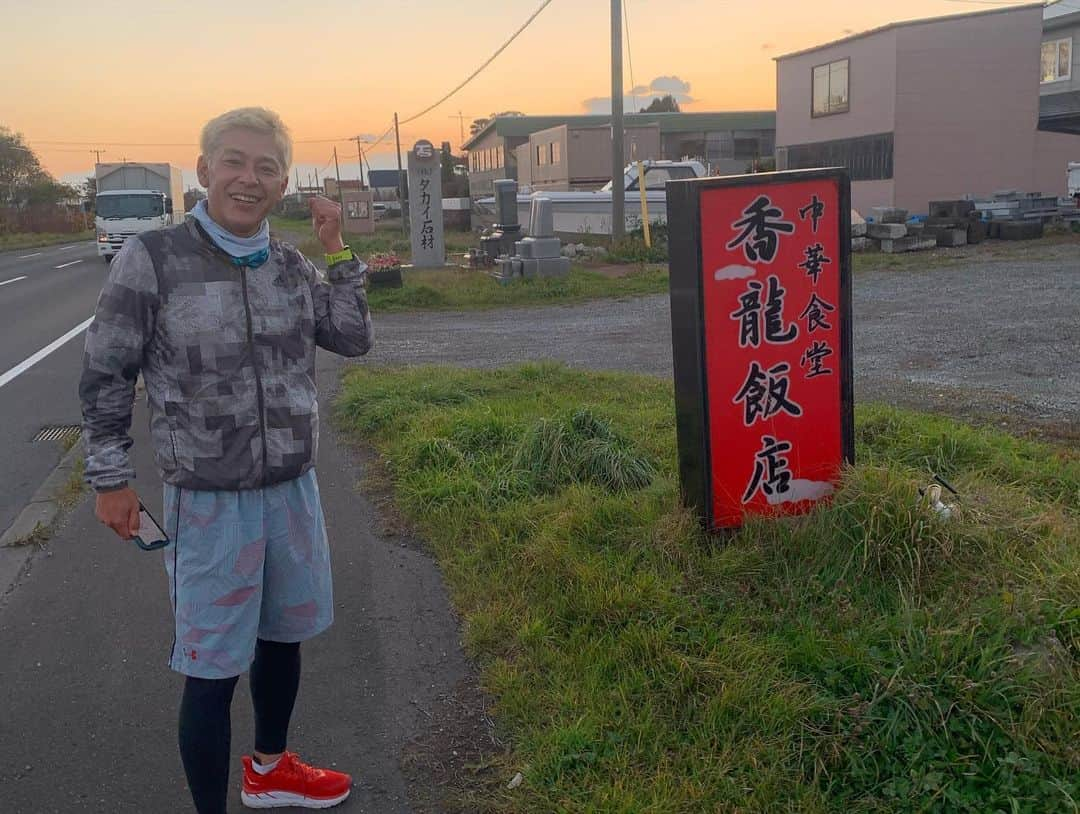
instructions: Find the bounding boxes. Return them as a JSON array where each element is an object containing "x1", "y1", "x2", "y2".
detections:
[{"x1": 700, "y1": 182, "x2": 844, "y2": 527}]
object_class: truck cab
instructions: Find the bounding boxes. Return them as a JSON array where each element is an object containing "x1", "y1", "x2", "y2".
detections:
[{"x1": 95, "y1": 189, "x2": 172, "y2": 261}]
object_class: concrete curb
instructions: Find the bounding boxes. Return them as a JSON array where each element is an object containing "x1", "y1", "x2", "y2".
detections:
[{"x1": 0, "y1": 440, "x2": 86, "y2": 598}]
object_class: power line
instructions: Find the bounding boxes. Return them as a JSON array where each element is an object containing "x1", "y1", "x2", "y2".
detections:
[
  {"x1": 25, "y1": 0, "x2": 557, "y2": 161},
  {"x1": 398, "y1": 0, "x2": 556, "y2": 126}
]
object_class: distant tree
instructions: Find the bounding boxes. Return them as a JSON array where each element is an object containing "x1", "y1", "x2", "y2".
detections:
[
  {"x1": 469, "y1": 110, "x2": 525, "y2": 137},
  {"x1": 26, "y1": 178, "x2": 77, "y2": 206},
  {"x1": 0, "y1": 126, "x2": 52, "y2": 206},
  {"x1": 83, "y1": 175, "x2": 96, "y2": 199},
  {"x1": 640, "y1": 95, "x2": 680, "y2": 113}
]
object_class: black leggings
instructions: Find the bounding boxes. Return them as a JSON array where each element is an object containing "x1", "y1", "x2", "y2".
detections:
[{"x1": 178, "y1": 639, "x2": 302, "y2": 814}]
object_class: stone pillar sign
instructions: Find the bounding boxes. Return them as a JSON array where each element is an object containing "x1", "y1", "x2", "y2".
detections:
[{"x1": 406, "y1": 139, "x2": 445, "y2": 267}]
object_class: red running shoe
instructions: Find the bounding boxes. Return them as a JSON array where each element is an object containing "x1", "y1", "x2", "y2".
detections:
[{"x1": 241, "y1": 751, "x2": 352, "y2": 809}]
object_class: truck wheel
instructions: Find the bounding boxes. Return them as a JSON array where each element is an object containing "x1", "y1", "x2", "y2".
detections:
[{"x1": 103, "y1": 255, "x2": 114, "y2": 264}]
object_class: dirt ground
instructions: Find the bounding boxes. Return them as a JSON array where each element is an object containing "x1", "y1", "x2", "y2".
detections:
[{"x1": 364, "y1": 236, "x2": 1079, "y2": 444}]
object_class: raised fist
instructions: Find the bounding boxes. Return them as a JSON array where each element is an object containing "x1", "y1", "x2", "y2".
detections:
[{"x1": 309, "y1": 195, "x2": 345, "y2": 253}]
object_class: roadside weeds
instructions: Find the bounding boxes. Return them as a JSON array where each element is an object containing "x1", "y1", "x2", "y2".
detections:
[{"x1": 335, "y1": 362, "x2": 1079, "y2": 813}]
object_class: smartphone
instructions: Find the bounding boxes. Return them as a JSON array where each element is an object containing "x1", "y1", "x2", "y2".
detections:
[{"x1": 132, "y1": 503, "x2": 171, "y2": 551}]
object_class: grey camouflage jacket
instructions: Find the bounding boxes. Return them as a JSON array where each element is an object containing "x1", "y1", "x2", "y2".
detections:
[{"x1": 80, "y1": 220, "x2": 373, "y2": 493}]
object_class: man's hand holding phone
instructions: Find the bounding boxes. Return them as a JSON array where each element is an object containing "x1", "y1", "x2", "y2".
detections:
[{"x1": 96, "y1": 486, "x2": 141, "y2": 539}]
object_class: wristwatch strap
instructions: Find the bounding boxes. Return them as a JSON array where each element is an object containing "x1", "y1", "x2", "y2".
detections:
[{"x1": 325, "y1": 246, "x2": 353, "y2": 266}]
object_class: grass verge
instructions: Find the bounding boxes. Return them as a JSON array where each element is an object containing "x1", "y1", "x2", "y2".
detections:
[
  {"x1": 336, "y1": 363, "x2": 1078, "y2": 813},
  {"x1": 0, "y1": 230, "x2": 94, "y2": 252},
  {"x1": 365, "y1": 266, "x2": 669, "y2": 312}
]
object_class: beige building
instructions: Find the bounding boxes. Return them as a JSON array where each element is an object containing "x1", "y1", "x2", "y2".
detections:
[
  {"x1": 464, "y1": 112, "x2": 775, "y2": 195},
  {"x1": 516, "y1": 123, "x2": 661, "y2": 191},
  {"x1": 1041, "y1": 2, "x2": 1080, "y2": 133},
  {"x1": 775, "y1": 3, "x2": 1080, "y2": 214}
]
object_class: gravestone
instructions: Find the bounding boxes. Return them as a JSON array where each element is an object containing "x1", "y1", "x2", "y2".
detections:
[
  {"x1": 495, "y1": 197, "x2": 569, "y2": 281},
  {"x1": 406, "y1": 139, "x2": 445, "y2": 267},
  {"x1": 480, "y1": 179, "x2": 522, "y2": 261}
]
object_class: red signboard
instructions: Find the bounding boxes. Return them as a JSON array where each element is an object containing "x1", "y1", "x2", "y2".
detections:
[{"x1": 667, "y1": 170, "x2": 853, "y2": 530}]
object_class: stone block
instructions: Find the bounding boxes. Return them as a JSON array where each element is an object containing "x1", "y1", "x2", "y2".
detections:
[
  {"x1": 868, "y1": 222, "x2": 906, "y2": 239},
  {"x1": 493, "y1": 179, "x2": 519, "y2": 227},
  {"x1": 967, "y1": 220, "x2": 988, "y2": 244},
  {"x1": 851, "y1": 209, "x2": 867, "y2": 237},
  {"x1": 872, "y1": 206, "x2": 908, "y2": 224},
  {"x1": 528, "y1": 197, "x2": 555, "y2": 237},
  {"x1": 525, "y1": 237, "x2": 563, "y2": 258},
  {"x1": 880, "y1": 236, "x2": 936, "y2": 254},
  {"x1": 880, "y1": 236, "x2": 918, "y2": 253},
  {"x1": 535, "y1": 257, "x2": 570, "y2": 278},
  {"x1": 851, "y1": 236, "x2": 872, "y2": 252},
  {"x1": 906, "y1": 222, "x2": 925, "y2": 235},
  {"x1": 998, "y1": 220, "x2": 1044, "y2": 241},
  {"x1": 935, "y1": 229, "x2": 968, "y2": 248},
  {"x1": 925, "y1": 216, "x2": 965, "y2": 229},
  {"x1": 928, "y1": 200, "x2": 975, "y2": 220}
]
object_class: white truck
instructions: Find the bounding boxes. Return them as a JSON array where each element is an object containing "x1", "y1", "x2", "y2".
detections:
[
  {"x1": 1068, "y1": 162, "x2": 1080, "y2": 201},
  {"x1": 95, "y1": 162, "x2": 184, "y2": 261}
]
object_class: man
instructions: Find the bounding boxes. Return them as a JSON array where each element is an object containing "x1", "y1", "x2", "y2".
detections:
[{"x1": 80, "y1": 107, "x2": 373, "y2": 812}]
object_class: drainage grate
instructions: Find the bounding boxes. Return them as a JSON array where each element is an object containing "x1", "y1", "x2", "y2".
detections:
[{"x1": 33, "y1": 425, "x2": 82, "y2": 443}]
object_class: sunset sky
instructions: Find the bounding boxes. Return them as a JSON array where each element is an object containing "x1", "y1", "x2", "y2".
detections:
[{"x1": 1, "y1": 0, "x2": 1037, "y2": 189}]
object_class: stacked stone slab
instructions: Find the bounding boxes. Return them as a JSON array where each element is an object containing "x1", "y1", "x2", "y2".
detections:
[
  {"x1": 494, "y1": 197, "x2": 571, "y2": 282},
  {"x1": 851, "y1": 209, "x2": 871, "y2": 252},
  {"x1": 867, "y1": 222, "x2": 907, "y2": 240},
  {"x1": 872, "y1": 207, "x2": 908, "y2": 224},
  {"x1": 924, "y1": 199, "x2": 984, "y2": 247}
]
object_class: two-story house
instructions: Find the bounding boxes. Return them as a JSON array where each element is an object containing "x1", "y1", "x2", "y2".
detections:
[{"x1": 774, "y1": 3, "x2": 1080, "y2": 214}]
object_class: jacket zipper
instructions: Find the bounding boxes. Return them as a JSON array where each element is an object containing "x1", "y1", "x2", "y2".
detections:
[{"x1": 239, "y1": 265, "x2": 269, "y2": 483}]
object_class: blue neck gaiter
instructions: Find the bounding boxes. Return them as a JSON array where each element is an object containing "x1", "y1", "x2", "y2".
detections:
[{"x1": 189, "y1": 199, "x2": 270, "y2": 268}]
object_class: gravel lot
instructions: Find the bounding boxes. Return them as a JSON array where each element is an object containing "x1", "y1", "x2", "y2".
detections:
[{"x1": 357, "y1": 245, "x2": 1079, "y2": 440}]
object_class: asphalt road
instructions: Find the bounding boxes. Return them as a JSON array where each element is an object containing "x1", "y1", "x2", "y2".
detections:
[
  {"x1": 0, "y1": 351, "x2": 471, "y2": 813},
  {"x1": 0, "y1": 241, "x2": 104, "y2": 536}
]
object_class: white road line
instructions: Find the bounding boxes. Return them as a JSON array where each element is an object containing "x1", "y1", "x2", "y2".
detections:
[
  {"x1": 54, "y1": 260, "x2": 83, "y2": 269},
  {"x1": 57, "y1": 245, "x2": 76, "y2": 251},
  {"x1": 0, "y1": 316, "x2": 95, "y2": 390},
  {"x1": 18, "y1": 252, "x2": 42, "y2": 259},
  {"x1": 0, "y1": 276, "x2": 28, "y2": 287}
]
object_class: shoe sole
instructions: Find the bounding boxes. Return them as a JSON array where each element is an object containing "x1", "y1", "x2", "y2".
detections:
[{"x1": 241, "y1": 789, "x2": 351, "y2": 809}]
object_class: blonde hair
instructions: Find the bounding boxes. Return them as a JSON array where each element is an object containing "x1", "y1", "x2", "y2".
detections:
[{"x1": 199, "y1": 107, "x2": 293, "y2": 169}]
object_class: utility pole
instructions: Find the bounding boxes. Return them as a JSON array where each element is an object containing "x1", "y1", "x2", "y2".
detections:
[
  {"x1": 611, "y1": 0, "x2": 625, "y2": 242},
  {"x1": 314, "y1": 167, "x2": 320, "y2": 191},
  {"x1": 295, "y1": 167, "x2": 301, "y2": 196},
  {"x1": 394, "y1": 112, "x2": 406, "y2": 236},
  {"x1": 449, "y1": 111, "x2": 466, "y2": 148},
  {"x1": 89, "y1": 148, "x2": 106, "y2": 165},
  {"x1": 332, "y1": 146, "x2": 345, "y2": 214},
  {"x1": 349, "y1": 136, "x2": 366, "y2": 188}
]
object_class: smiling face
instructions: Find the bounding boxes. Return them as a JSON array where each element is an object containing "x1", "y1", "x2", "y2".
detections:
[{"x1": 196, "y1": 127, "x2": 289, "y2": 237}]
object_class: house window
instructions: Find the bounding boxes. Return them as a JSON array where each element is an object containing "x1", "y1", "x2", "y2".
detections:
[
  {"x1": 812, "y1": 58, "x2": 849, "y2": 117},
  {"x1": 536, "y1": 144, "x2": 545, "y2": 166},
  {"x1": 1041, "y1": 38, "x2": 1071, "y2": 83},
  {"x1": 550, "y1": 142, "x2": 560, "y2": 164}
]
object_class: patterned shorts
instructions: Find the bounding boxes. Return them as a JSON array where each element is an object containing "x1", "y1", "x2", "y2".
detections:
[{"x1": 162, "y1": 469, "x2": 334, "y2": 679}]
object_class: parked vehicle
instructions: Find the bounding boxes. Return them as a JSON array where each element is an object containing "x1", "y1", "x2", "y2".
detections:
[
  {"x1": 1068, "y1": 162, "x2": 1080, "y2": 201},
  {"x1": 95, "y1": 162, "x2": 184, "y2": 261},
  {"x1": 476, "y1": 160, "x2": 706, "y2": 236}
]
